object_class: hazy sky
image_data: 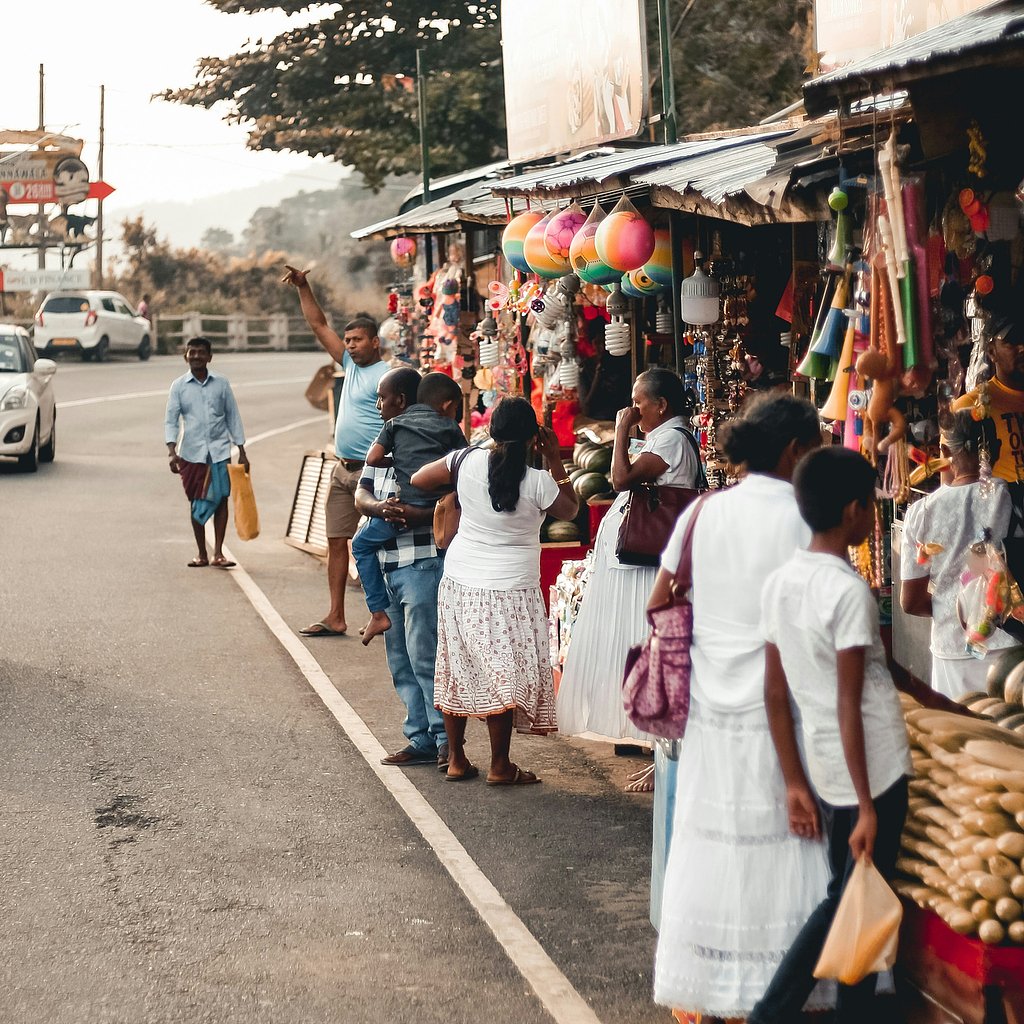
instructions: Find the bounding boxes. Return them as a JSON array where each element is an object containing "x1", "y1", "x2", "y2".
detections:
[{"x1": 4, "y1": 0, "x2": 346, "y2": 213}]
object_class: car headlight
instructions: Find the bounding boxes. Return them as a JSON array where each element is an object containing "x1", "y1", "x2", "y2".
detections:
[{"x1": 1, "y1": 386, "x2": 28, "y2": 411}]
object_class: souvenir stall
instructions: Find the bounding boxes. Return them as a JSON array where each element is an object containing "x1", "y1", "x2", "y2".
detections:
[{"x1": 800, "y1": 5, "x2": 1024, "y2": 1019}]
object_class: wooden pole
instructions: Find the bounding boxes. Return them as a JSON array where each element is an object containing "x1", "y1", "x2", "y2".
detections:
[
  {"x1": 416, "y1": 49, "x2": 431, "y2": 205},
  {"x1": 95, "y1": 84, "x2": 105, "y2": 288},
  {"x1": 37, "y1": 65, "x2": 45, "y2": 270}
]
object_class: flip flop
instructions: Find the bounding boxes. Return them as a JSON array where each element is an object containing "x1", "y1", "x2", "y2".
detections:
[
  {"x1": 486, "y1": 766, "x2": 541, "y2": 787},
  {"x1": 299, "y1": 622, "x2": 347, "y2": 637},
  {"x1": 380, "y1": 746, "x2": 436, "y2": 767},
  {"x1": 187, "y1": 558, "x2": 209, "y2": 568},
  {"x1": 210, "y1": 558, "x2": 236, "y2": 569},
  {"x1": 446, "y1": 765, "x2": 480, "y2": 782}
]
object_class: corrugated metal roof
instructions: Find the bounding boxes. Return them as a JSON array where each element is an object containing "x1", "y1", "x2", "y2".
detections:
[{"x1": 804, "y1": 0, "x2": 1024, "y2": 115}]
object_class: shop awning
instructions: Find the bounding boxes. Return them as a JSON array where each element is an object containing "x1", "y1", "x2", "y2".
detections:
[{"x1": 804, "y1": 0, "x2": 1024, "y2": 117}]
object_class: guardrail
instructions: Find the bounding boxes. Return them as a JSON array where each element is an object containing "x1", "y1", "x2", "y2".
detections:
[{"x1": 155, "y1": 313, "x2": 326, "y2": 354}]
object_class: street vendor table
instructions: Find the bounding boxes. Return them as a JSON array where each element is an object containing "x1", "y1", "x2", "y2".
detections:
[{"x1": 899, "y1": 900, "x2": 1024, "y2": 1023}]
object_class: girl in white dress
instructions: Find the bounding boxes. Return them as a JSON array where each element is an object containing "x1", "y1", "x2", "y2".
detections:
[
  {"x1": 556, "y1": 369, "x2": 702, "y2": 746},
  {"x1": 651, "y1": 393, "x2": 833, "y2": 1022}
]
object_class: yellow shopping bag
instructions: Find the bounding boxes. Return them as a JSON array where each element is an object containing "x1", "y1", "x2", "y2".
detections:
[
  {"x1": 813, "y1": 856, "x2": 902, "y2": 986},
  {"x1": 228, "y1": 464, "x2": 260, "y2": 541}
]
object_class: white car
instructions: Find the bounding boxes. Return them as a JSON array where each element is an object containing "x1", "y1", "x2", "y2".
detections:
[
  {"x1": 0, "y1": 325, "x2": 57, "y2": 472},
  {"x1": 34, "y1": 289, "x2": 152, "y2": 361}
]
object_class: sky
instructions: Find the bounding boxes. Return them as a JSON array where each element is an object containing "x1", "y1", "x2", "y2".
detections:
[{"x1": 3, "y1": 0, "x2": 347, "y2": 231}]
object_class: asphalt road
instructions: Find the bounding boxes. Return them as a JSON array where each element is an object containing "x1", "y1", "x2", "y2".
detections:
[{"x1": 0, "y1": 352, "x2": 666, "y2": 1024}]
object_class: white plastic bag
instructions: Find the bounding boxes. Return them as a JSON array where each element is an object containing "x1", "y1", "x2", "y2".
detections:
[{"x1": 813, "y1": 857, "x2": 902, "y2": 986}]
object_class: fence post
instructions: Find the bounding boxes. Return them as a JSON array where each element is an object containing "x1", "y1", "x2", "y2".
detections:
[
  {"x1": 268, "y1": 313, "x2": 289, "y2": 351},
  {"x1": 227, "y1": 314, "x2": 247, "y2": 351},
  {"x1": 183, "y1": 312, "x2": 203, "y2": 349}
]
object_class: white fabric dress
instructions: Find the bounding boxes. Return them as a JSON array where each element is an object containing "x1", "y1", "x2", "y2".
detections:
[
  {"x1": 653, "y1": 474, "x2": 834, "y2": 1018},
  {"x1": 900, "y1": 479, "x2": 1014, "y2": 699},
  {"x1": 556, "y1": 417, "x2": 700, "y2": 741},
  {"x1": 435, "y1": 448, "x2": 560, "y2": 734}
]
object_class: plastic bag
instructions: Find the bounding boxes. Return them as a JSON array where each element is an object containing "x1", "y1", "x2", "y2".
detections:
[
  {"x1": 957, "y1": 534, "x2": 1024, "y2": 657},
  {"x1": 228, "y1": 464, "x2": 260, "y2": 541},
  {"x1": 813, "y1": 857, "x2": 902, "y2": 986}
]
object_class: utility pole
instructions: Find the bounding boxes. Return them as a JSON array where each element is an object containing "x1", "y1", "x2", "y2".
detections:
[
  {"x1": 37, "y1": 64, "x2": 46, "y2": 270},
  {"x1": 656, "y1": 0, "x2": 678, "y2": 145},
  {"x1": 95, "y1": 84, "x2": 105, "y2": 288},
  {"x1": 416, "y1": 49, "x2": 431, "y2": 204}
]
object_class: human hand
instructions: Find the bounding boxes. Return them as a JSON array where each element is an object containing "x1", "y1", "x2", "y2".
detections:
[
  {"x1": 238, "y1": 450, "x2": 250, "y2": 474},
  {"x1": 168, "y1": 454, "x2": 181, "y2": 475},
  {"x1": 537, "y1": 426, "x2": 562, "y2": 464},
  {"x1": 379, "y1": 497, "x2": 409, "y2": 527},
  {"x1": 615, "y1": 406, "x2": 641, "y2": 433},
  {"x1": 786, "y1": 784, "x2": 821, "y2": 841},
  {"x1": 849, "y1": 805, "x2": 877, "y2": 862},
  {"x1": 281, "y1": 264, "x2": 309, "y2": 287}
]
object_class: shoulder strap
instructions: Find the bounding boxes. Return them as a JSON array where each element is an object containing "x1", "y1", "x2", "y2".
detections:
[
  {"x1": 673, "y1": 425, "x2": 708, "y2": 491},
  {"x1": 450, "y1": 445, "x2": 476, "y2": 503},
  {"x1": 673, "y1": 492, "x2": 713, "y2": 593}
]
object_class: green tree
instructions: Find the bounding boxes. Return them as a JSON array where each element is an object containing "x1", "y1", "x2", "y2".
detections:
[
  {"x1": 201, "y1": 226, "x2": 236, "y2": 252},
  {"x1": 160, "y1": 1, "x2": 505, "y2": 190}
]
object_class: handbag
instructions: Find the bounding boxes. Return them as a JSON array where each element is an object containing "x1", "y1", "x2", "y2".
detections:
[
  {"x1": 622, "y1": 493, "x2": 711, "y2": 739},
  {"x1": 432, "y1": 446, "x2": 475, "y2": 550},
  {"x1": 616, "y1": 428, "x2": 707, "y2": 567}
]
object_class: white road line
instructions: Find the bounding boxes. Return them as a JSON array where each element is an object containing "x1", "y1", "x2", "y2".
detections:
[
  {"x1": 215, "y1": 544, "x2": 604, "y2": 1024},
  {"x1": 56, "y1": 377, "x2": 310, "y2": 409},
  {"x1": 245, "y1": 415, "x2": 325, "y2": 446}
]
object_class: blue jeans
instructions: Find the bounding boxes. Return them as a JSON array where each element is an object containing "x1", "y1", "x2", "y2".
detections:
[
  {"x1": 382, "y1": 557, "x2": 446, "y2": 755},
  {"x1": 748, "y1": 777, "x2": 909, "y2": 1024},
  {"x1": 351, "y1": 516, "x2": 401, "y2": 614}
]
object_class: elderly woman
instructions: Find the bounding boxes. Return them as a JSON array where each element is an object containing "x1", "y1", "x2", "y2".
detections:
[
  {"x1": 556, "y1": 368, "x2": 702, "y2": 760},
  {"x1": 412, "y1": 397, "x2": 579, "y2": 784}
]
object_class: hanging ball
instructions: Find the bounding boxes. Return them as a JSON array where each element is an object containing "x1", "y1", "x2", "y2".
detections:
[
  {"x1": 501, "y1": 211, "x2": 545, "y2": 274},
  {"x1": 828, "y1": 188, "x2": 848, "y2": 212},
  {"x1": 390, "y1": 236, "x2": 417, "y2": 267}
]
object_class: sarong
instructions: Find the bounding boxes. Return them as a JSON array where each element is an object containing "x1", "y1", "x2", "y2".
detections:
[{"x1": 179, "y1": 458, "x2": 231, "y2": 525}]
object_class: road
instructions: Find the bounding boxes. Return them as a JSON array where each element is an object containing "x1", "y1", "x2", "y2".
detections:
[{"x1": 0, "y1": 353, "x2": 666, "y2": 1024}]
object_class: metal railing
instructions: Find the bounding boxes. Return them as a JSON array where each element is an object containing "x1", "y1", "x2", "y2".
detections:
[{"x1": 155, "y1": 313, "x2": 326, "y2": 354}]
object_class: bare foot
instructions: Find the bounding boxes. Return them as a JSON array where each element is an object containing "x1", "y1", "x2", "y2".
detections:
[
  {"x1": 360, "y1": 610, "x2": 392, "y2": 646},
  {"x1": 624, "y1": 763, "x2": 655, "y2": 793}
]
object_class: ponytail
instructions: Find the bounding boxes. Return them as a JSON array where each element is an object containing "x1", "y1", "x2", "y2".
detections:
[{"x1": 487, "y1": 397, "x2": 540, "y2": 513}]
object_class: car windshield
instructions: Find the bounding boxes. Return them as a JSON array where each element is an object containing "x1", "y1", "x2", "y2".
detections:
[
  {"x1": 43, "y1": 295, "x2": 91, "y2": 313},
  {"x1": 0, "y1": 336, "x2": 27, "y2": 373}
]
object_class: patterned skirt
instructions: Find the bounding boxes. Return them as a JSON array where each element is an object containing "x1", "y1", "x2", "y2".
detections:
[{"x1": 435, "y1": 577, "x2": 557, "y2": 735}]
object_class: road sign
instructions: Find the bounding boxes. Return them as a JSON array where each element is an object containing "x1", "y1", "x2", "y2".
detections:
[
  {"x1": 0, "y1": 267, "x2": 90, "y2": 291},
  {"x1": 0, "y1": 179, "x2": 114, "y2": 205}
]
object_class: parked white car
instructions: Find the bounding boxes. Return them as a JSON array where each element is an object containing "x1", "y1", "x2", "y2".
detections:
[
  {"x1": 34, "y1": 289, "x2": 152, "y2": 361},
  {"x1": 0, "y1": 325, "x2": 57, "y2": 472}
]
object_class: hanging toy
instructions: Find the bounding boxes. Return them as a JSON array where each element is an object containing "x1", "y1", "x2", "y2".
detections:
[
  {"x1": 958, "y1": 534, "x2": 1024, "y2": 657},
  {"x1": 569, "y1": 203, "x2": 621, "y2": 285},
  {"x1": 502, "y1": 211, "x2": 545, "y2": 274},
  {"x1": 826, "y1": 187, "x2": 851, "y2": 269}
]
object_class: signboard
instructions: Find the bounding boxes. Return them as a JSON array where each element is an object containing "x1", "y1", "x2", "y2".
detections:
[
  {"x1": 0, "y1": 268, "x2": 90, "y2": 291},
  {"x1": 501, "y1": 0, "x2": 648, "y2": 163},
  {"x1": 1, "y1": 179, "x2": 114, "y2": 205},
  {"x1": 0, "y1": 153, "x2": 92, "y2": 206},
  {"x1": 816, "y1": 0, "x2": 998, "y2": 72}
]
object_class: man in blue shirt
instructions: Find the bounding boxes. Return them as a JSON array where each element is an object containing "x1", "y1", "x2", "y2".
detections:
[
  {"x1": 284, "y1": 266, "x2": 389, "y2": 637},
  {"x1": 165, "y1": 336, "x2": 249, "y2": 569}
]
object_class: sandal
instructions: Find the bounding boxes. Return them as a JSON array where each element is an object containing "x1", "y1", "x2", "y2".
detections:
[
  {"x1": 187, "y1": 557, "x2": 209, "y2": 568},
  {"x1": 486, "y1": 766, "x2": 540, "y2": 786},
  {"x1": 446, "y1": 765, "x2": 480, "y2": 782}
]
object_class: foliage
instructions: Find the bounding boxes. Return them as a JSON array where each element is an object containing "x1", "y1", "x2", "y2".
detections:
[
  {"x1": 160, "y1": 1, "x2": 505, "y2": 190},
  {"x1": 201, "y1": 226, "x2": 236, "y2": 253}
]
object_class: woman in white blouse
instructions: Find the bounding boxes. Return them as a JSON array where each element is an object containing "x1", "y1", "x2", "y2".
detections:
[
  {"x1": 412, "y1": 397, "x2": 578, "y2": 785},
  {"x1": 556, "y1": 369, "x2": 703, "y2": 756}
]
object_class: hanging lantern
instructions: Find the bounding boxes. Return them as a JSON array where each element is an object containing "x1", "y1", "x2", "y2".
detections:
[
  {"x1": 502, "y1": 210, "x2": 545, "y2": 274},
  {"x1": 569, "y1": 204, "x2": 621, "y2": 285},
  {"x1": 544, "y1": 203, "x2": 587, "y2": 272},
  {"x1": 595, "y1": 195, "x2": 656, "y2": 272},
  {"x1": 642, "y1": 228, "x2": 674, "y2": 288},
  {"x1": 390, "y1": 236, "x2": 417, "y2": 268},
  {"x1": 679, "y1": 251, "x2": 720, "y2": 326},
  {"x1": 605, "y1": 282, "x2": 631, "y2": 356},
  {"x1": 523, "y1": 212, "x2": 564, "y2": 279}
]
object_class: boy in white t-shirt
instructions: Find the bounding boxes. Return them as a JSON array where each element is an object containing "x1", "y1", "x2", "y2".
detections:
[{"x1": 749, "y1": 447, "x2": 912, "y2": 1024}]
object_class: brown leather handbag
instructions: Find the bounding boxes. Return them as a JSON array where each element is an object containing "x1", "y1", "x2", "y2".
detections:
[{"x1": 432, "y1": 446, "x2": 475, "y2": 550}]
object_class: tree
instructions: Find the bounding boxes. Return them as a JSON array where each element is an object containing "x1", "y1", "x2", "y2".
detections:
[
  {"x1": 201, "y1": 226, "x2": 236, "y2": 252},
  {"x1": 160, "y1": 1, "x2": 505, "y2": 190}
]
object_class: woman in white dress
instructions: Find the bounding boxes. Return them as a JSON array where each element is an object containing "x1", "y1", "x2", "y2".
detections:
[
  {"x1": 412, "y1": 397, "x2": 579, "y2": 784},
  {"x1": 556, "y1": 368, "x2": 702, "y2": 749},
  {"x1": 901, "y1": 409, "x2": 1014, "y2": 699},
  {"x1": 651, "y1": 393, "x2": 833, "y2": 1022}
]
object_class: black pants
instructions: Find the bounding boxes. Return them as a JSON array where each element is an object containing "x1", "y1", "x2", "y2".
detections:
[{"x1": 748, "y1": 777, "x2": 909, "y2": 1024}]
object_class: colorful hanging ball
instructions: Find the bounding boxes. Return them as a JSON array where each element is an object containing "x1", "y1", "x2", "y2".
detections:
[
  {"x1": 625, "y1": 267, "x2": 664, "y2": 296},
  {"x1": 544, "y1": 203, "x2": 587, "y2": 270},
  {"x1": 642, "y1": 227, "x2": 673, "y2": 288},
  {"x1": 828, "y1": 188, "x2": 849, "y2": 212},
  {"x1": 390, "y1": 236, "x2": 417, "y2": 267},
  {"x1": 570, "y1": 204, "x2": 621, "y2": 285},
  {"x1": 595, "y1": 195, "x2": 656, "y2": 272},
  {"x1": 523, "y1": 213, "x2": 564, "y2": 279},
  {"x1": 501, "y1": 211, "x2": 545, "y2": 274}
]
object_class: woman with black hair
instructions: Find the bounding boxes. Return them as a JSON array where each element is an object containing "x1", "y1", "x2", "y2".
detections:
[
  {"x1": 557, "y1": 368, "x2": 703, "y2": 757},
  {"x1": 651, "y1": 393, "x2": 834, "y2": 1022},
  {"x1": 412, "y1": 397, "x2": 579, "y2": 784}
]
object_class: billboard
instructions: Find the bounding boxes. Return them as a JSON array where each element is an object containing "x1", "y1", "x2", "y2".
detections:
[
  {"x1": 501, "y1": 0, "x2": 648, "y2": 163},
  {"x1": 816, "y1": 0, "x2": 998, "y2": 71}
]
